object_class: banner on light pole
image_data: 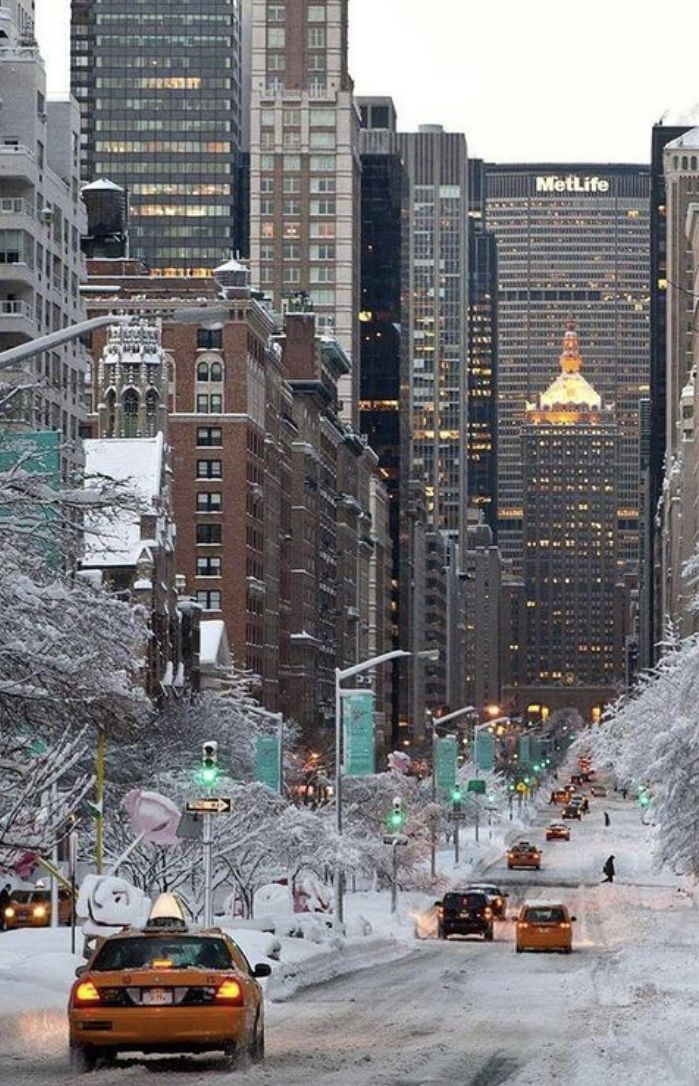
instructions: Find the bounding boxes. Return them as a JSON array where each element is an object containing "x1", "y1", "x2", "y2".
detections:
[
  {"x1": 434, "y1": 735, "x2": 458, "y2": 796},
  {"x1": 256, "y1": 734, "x2": 282, "y2": 792},
  {"x1": 342, "y1": 690, "x2": 375, "y2": 776},
  {"x1": 476, "y1": 730, "x2": 495, "y2": 772},
  {"x1": 518, "y1": 734, "x2": 532, "y2": 767}
]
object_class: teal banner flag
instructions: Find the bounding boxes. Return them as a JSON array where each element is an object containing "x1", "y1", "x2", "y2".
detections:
[
  {"x1": 256, "y1": 734, "x2": 281, "y2": 792},
  {"x1": 476, "y1": 730, "x2": 496, "y2": 772},
  {"x1": 434, "y1": 735, "x2": 458, "y2": 796},
  {"x1": 342, "y1": 691, "x2": 375, "y2": 776},
  {"x1": 518, "y1": 734, "x2": 532, "y2": 767}
]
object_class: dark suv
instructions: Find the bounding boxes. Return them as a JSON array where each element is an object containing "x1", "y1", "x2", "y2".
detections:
[{"x1": 435, "y1": 891, "x2": 494, "y2": 941}]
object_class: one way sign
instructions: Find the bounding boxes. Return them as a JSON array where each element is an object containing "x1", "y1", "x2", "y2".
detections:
[{"x1": 185, "y1": 797, "x2": 232, "y2": 814}]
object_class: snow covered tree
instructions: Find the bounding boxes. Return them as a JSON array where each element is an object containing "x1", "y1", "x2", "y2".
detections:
[{"x1": 0, "y1": 729, "x2": 93, "y2": 868}]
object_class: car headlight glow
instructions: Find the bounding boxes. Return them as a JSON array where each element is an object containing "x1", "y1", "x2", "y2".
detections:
[
  {"x1": 32, "y1": 905, "x2": 47, "y2": 918},
  {"x1": 4, "y1": 907, "x2": 15, "y2": 918}
]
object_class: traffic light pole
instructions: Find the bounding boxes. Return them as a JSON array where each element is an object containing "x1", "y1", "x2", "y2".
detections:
[
  {"x1": 203, "y1": 812, "x2": 213, "y2": 927},
  {"x1": 430, "y1": 732, "x2": 437, "y2": 879},
  {"x1": 391, "y1": 841, "x2": 399, "y2": 914},
  {"x1": 454, "y1": 800, "x2": 460, "y2": 865}
]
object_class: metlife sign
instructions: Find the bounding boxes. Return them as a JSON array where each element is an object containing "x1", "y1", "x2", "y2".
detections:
[{"x1": 535, "y1": 175, "x2": 610, "y2": 194}]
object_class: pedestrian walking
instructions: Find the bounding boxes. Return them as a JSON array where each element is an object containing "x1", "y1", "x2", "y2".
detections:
[
  {"x1": 621, "y1": 788, "x2": 628, "y2": 800},
  {"x1": 603, "y1": 811, "x2": 611, "y2": 827},
  {"x1": 601, "y1": 855, "x2": 615, "y2": 884},
  {"x1": 0, "y1": 883, "x2": 11, "y2": 931}
]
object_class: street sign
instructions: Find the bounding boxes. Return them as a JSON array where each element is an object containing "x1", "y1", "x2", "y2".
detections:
[
  {"x1": 342, "y1": 690, "x2": 376, "y2": 776},
  {"x1": 176, "y1": 812, "x2": 204, "y2": 840},
  {"x1": 448, "y1": 810, "x2": 466, "y2": 821},
  {"x1": 185, "y1": 797, "x2": 232, "y2": 814},
  {"x1": 515, "y1": 782, "x2": 527, "y2": 793},
  {"x1": 383, "y1": 834, "x2": 408, "y2": 846},
  {"x1": 467, "y1": 778, "x2": 486, "y2": 794},
  {"x1": 435, "y1": 735, "x2": 458, "y2": 795}
]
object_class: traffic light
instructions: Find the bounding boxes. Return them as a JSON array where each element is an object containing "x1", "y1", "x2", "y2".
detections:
[
  {"x1": 451, "y1": 784, "x2": 463, "y2": 805},
  {"x1": 639, "y1": 787, "x2": 651, "y2": 809},
  {"x1": 388, "y1": 796, "x2": 406, "y2": 831},
  {"x1": 198, "y1": 740, "x2": 220, "y2": 788}
]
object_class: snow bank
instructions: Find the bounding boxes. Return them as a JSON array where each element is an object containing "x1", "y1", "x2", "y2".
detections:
[{"x1": 266, "y1": 936, "x2": 409, "y2": 1002}]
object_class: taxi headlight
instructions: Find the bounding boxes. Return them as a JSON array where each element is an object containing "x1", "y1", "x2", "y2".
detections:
[
  {"x1": 32, "y1": 905, "x2": 47, "y2": 918},
  {"x1": 4, "y1": 907, "x2": 14, "y2": 918}
]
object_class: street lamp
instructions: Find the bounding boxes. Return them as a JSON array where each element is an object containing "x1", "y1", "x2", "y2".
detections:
[{"x1": 333, "y1": 648, "x2": 438, "y2": 928}]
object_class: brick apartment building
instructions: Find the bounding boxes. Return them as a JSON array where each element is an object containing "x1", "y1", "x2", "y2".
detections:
[{"x1": 82, "y1": 262, "x2": 392, "y2": 739}]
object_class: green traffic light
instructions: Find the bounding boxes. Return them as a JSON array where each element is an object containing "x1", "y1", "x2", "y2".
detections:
[
  {"x1": 451, "y1": 787, "x2": 463, "y2": 803},
  {"x1": 198, "y1": 764, "x2": 220, "y2": 786},
  {"x1": 389, "y1": 811, "x2": 405, "y2": 829}
]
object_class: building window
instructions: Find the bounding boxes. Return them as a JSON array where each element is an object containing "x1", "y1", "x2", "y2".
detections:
[
  {"x1": 267, "y1": 28, "x2": 285, "y2": 48},
  {"x1": 310, "y1": 198, "x2": 335, "y2": 215},
  {"x1": 197, "y1": 393, "x2": 223, "y2": 413},
  {"x1": 310, "y1": 131, "x2": 335, "y2": 150},
  {"x1": 284, "y1": 243, "x2": 300, "y2": 259},
  {"x1": 197, "y1": 459, "x2": 222, "y2": 479},
  {"x1": 268, "y1": 3, "x2": 286, "y2": 20},
  {"x1": 195, "y1": 589, "x2": 221, "y2": 611},
  {"x1": 197, "y1": 556, "x2": 222, "y2": 577},
  {"x1": 283, "y1": 199, "x2": 301, "y2": 215},
  {"x1": 197, "y1": 328, "x2": 223, "y2": 350},
  {"x1": 123, "y1": 388, "x2": 139, "y2": 437},
  {"x1": 283, "y1": 175, "x2": 301, "y2": 193},
  {"x1": 197, "y1": 426, "x2": 222, "y2": 446},
  {"x1": 197, "y1": 523, "x2": 222, "y2": 545},
  {"x1": 308, "y1": 27, "x2": 325, "y2": 48},
  {"x1": 283, "y1": 266, "x2": 300, "y2": 284},
  {"x1": 308, "y1": 4, "x2": 325, "y2": 20},
  {"x1": 196, "y1": 492, "x2": 222, "y2": 512}
]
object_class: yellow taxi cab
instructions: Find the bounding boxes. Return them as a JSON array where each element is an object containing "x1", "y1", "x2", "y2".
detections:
[
  {"x1": 551, "y1": 789, "x2": 572, "y2": 806},
  {"x1": 5, "y1": 888, "x2": 72, "y2": 929},
  {"x1": 545, "y1": 822, "x2": 571, "y2": 842},
  {"x1": 516, "y1": 901, "x2": 576, "y2": 954},
  {"x1": 68, "y1": 894, "x2": 270, "y2": 1073},
  {"x1": 507, "y1": 841, "x2": 541, "y2": 870}
]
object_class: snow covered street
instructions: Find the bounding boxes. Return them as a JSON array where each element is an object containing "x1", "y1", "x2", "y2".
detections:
[{"x1": 2, "y1": 786, "x2": 698, "y2": 1084}]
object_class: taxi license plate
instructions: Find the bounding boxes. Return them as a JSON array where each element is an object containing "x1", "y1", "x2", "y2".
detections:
[{"x1": 142, "y1": 988, "x2": 173, "y2": 1006}]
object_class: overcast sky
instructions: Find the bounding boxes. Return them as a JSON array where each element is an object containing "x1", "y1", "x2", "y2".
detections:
[{"x1": 36, "y1": 0, "x2": 699, "y2": 163}]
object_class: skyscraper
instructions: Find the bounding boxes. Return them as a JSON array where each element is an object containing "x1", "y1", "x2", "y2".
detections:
[
  {"x1": 468, "y1": 159, "x2": 498, "y2": 533},
  {"x1": 398, "y1": 125, "x2": 469, "y2": 551},
  {"x1": 520, "y1": 325, "x2": 619, "y2": 720},
  {"x1": 71, "y1": 0, "x2": 243, "y2": 275},
  {"x1": 248, "y1": 0, "x2": 360, "y2": 423},
  {"x1": 486, "y1": 164, "x2": 650, "y2": 575}
]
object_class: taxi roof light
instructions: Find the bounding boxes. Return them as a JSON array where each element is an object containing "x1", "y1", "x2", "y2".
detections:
[{"x1": 146, "y1": 892, "x2": 188, "y2": 931}]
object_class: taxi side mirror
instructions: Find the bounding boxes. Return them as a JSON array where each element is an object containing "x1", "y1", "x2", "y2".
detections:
[
  {"x1": 253, "y1": 963, "x2": 272, "y2": 979},
  {"x1": 571, "y1": 916, "x2": 577, "y2": 922},
  {"x1": 74, "y1": 965, "x2": 88, "y2": 979},
  {"x1": 433, "y1": 901, "x2": 442, "y2": 908}
]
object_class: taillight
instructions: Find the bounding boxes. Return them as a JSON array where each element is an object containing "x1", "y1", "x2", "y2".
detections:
[
  {"x1": 518, "y1": 922, "x2": 529, "y2": 929},
  {"x1": 484, "y1": 907, "x2": 492, "y2": 919},
  {"x1": 215, "y1": 978, "x2": 244, "y2": 1006},
  {"x1": 560, "y1": 922, "x2": 571, "y2": 929},
  {"x1": 74, "y1": 981, "x2": 101, "y2": 1004}
]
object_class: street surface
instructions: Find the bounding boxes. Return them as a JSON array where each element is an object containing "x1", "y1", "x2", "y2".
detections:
[{"x1": 1, "y1": 789, "x2": 692, "y2": 1086}]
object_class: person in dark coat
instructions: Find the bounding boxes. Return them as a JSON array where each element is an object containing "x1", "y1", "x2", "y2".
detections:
[
  {"x1": 602, "y1": 856, "x2": 615, "y2": 883},
  {"x1": 0, "y1": 883, "x2": 12, "y2": 931},
  {"x1": 603, "y1": 811, "x2": 611, "y2": 827}
]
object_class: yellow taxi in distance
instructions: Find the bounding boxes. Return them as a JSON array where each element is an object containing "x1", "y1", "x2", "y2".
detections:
[
  {"x1": 516, "y1": 902, "x2": 576, "y2": 954},
  {"x1": 5, "y1": 888, "x2": 72, "y2": 929},
  {"x1": 68, "y1": 894, "x2": 270, "y2": 1073},
  {"x1": 545, "y1": 822, "x2": 571, "y2": 842},
  {"x1": 507, "y1": 841, "x2": 541, "y2": 870}
]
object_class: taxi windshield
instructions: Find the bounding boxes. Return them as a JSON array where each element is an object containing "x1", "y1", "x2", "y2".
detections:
[
  {"x1": 91, "y1": 936, "x2": 233, "y2": 972},
  {"x1": 525, "y1": 907, "x2": 566, "y2": 924}
]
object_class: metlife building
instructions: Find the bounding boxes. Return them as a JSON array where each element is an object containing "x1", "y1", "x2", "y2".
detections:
[{"x1": 485, "y1": 164, "x2": 650, "y2": 573}]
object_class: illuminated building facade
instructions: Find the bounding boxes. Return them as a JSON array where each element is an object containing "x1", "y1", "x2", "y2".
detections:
[
  {"x1": 70, "y1": 0, "x2": 242, "y2": 275},
  {"x1": 485, "y1": 164, "x2": 650, "y2": 574},
  {"x1": 468, "y1": 159, "x2": 498, "y2": 533},
  {"x1": 248, "y1": 0, "x2": 360, "y2": 424},
  {"x1": 520, "y1": 325, "x2": 620, "y2": 716}
]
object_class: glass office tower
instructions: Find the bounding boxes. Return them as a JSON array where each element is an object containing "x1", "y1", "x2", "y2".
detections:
[
  {"x1": 71, "y1": 0, "x2": 242, "y2": 275},
  {"x1": 486, "y1": 164, "x2": 650, "y2": 574}
]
